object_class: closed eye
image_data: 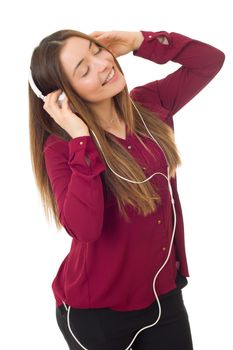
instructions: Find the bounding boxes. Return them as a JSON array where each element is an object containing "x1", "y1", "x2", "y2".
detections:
[{"x1": 82, "y1": 46, "x2": 103, "y2": 77}]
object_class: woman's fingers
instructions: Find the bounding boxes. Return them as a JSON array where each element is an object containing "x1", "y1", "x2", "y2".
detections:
[
  {"x1": 89, "y1": 31, "x2": 105, "y2": 37},
  {"x1": 43, "y1": 89, "x2": 62, "y2": 114},
  {"x1": 89, "y1": 31, "x2": 113, "y2": 44},
  {"x1": 44, "y1": 89, "x2": 61, "y2": 104}
]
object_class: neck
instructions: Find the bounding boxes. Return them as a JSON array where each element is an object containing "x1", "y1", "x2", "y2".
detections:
[
  {"x1": 87, "y1": 98, "x2": 121, "y2": 130},
  {"x1": 101, "y1": 114, "x2": 122, "y2": 130}
]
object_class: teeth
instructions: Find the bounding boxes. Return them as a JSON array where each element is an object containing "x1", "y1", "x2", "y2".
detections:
[{"x1": 104, "y1": 68, "x2": 114, "y2": 84}]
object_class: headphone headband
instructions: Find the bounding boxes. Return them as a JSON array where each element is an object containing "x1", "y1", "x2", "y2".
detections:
[{"x1": 28, "y1": 70, "x2": 45, "y2": 101}]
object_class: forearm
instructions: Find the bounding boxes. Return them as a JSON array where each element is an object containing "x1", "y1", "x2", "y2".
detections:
[
  {"x1": 44, "y1": 136, "x2": 107, "y2": 242},
  {"x1": 131, "y1": 30, "x2": 225, "y2": 116}
]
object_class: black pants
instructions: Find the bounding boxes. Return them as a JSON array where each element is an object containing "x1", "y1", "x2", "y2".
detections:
[{"x1": 55, "y1": 288, "x2": 194, "y2": 350}]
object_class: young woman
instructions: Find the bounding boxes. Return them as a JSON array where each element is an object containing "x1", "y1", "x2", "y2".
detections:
[{"x1": 28, "y1": 29, "x2": 225, "y2": 350}]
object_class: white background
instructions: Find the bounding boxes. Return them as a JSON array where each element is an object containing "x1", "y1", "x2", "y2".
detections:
[{"x1": 0, "y1": 0, "x2": 232, "y2": 349}]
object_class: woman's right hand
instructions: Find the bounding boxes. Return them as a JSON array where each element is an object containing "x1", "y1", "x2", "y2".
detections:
[{"x1": 43, "y1": 89, "x2": 90, "y2": 138}]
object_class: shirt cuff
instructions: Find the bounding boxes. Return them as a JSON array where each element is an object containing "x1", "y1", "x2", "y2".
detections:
[
  {"x1": 132, "y1": 30, "x2": 172, "y2": 64},
  {"x1": 68, "y1": 135, "x2": 107, "y2": 175}
]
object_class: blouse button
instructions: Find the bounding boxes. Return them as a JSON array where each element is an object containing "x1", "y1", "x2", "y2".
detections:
[
  {"x1": 162, "y1": 247, "x2": 166, "y2": 251},
  {"x1": 127, "y1": 145, "x2": 132, "y2": 150},
  {"x1": 157, "y1": 219, "x2": 161, "y2": 224},
  {"x1": 143, "y1": 167, "x2": 146, "y2": 170},
  {"x1": 148, "y1": 35, "x2": 152, "y2": 38},
  {"x1": 79, "y1": 141, "x2": 83, "y2": 145}
]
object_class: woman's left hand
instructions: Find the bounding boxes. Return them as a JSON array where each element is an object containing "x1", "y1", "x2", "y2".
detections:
[{"x1": 88, "y1": 30, "x2": 144, "y2": 58}]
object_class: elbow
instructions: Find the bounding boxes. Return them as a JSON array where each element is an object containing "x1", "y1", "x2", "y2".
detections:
[
  {"x1": 202, "y1": 49, "x2": 225, "y2": 79},
  {"x1": 212, "y1": 49, "x2": 225, "y2": 75},
  {"x1": 216, "y1": 49, "x2": 225, "y2": 70}
]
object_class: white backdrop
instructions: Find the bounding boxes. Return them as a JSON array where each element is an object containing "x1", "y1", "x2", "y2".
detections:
[{"x1": 0, "y1": 0, "x2": 232, "y2": 349}]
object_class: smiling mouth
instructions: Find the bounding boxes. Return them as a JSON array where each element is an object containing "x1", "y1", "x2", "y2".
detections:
[{"x1": 102, "y1": 66, "x2": 116, "y2": 85}]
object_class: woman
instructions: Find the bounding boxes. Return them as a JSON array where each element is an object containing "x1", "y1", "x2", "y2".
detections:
[{"x1": 28, "y1": 29, "x2": 225, "y2": 350}]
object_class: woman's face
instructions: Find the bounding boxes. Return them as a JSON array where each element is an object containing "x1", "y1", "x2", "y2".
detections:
[{"x1": 59, "y1": 36, "x2": 126, "y2": 103}]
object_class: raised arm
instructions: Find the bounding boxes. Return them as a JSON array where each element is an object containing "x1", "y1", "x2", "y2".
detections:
[
  {"x1": 130, "y1": 30, "x2": 225, "y2": 117},
  {"x1": 43, "y1": 135, "x2": 107, "y2": 242}
]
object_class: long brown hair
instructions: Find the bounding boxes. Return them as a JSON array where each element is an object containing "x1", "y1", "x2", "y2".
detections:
[{"x1": 28, "y1": 29, "x2": 182, "y2": 229}]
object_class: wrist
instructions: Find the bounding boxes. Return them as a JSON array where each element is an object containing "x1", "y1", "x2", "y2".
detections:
[
  {"x1": 132, "y1": 31, "x2": 144, "y2": 51},
  {"x1": 71, "y1": 128, "x2": 90, "y2": 138}
]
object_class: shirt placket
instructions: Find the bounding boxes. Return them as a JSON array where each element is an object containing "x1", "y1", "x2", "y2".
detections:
[{"x1": 122, "y1": 136, "x2": 169, "y2": 255}]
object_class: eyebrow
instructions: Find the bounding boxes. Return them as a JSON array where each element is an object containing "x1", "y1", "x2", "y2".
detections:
[{"x1": 72, "y1": 40, "x2": 93, "y2": 77}]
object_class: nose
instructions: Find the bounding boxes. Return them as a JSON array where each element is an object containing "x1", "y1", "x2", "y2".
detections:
[{"x1": 91, "y1": 56, "x2": 109, "y2": 72}]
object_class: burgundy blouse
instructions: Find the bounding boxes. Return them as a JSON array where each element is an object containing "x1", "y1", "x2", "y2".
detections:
[{"x1": 43, "y1": 30, "x2": 225, "y2": 311}]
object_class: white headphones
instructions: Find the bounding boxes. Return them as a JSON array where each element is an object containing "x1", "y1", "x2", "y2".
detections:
[
  {"x1": 29, "y1": 69, "x2": 177, "y2": 350},
  {"x1": 28, "y1": 69, "x2": 66, "y2": 103}
]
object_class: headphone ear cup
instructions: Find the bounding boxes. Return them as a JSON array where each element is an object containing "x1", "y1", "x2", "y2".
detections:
[
  {"x1": 58, "y1": 91, "x2": 66, "y2": 102},
  {"x1": 58, "y1": 92, "x2": 76, "y2": 114},
  {"x1": 57, "y1": 91, "x2": 67, "y2": 108}
]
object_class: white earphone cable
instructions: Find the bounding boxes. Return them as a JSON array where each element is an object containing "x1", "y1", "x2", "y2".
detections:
[
  {"x1": 28, "y1": 70, "x2": 177, "y2": 350},
  {"x1": 62, "y1": 98, "x2": 177, "y2": 350}
]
